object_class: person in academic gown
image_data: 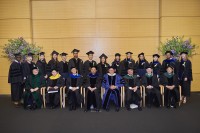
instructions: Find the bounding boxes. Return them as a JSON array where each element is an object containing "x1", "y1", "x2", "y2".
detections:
[
  {"x1": 83, "y1": 51, "x2": 97, "y2": 77},
  {"x1": 178, "y1": 52, "x2": 193, "y2": 104},
  {"x1": 58, "y1": 52, "x2": 69, "y2": 79},
  {"x1": 24, "y1": 67, "x2": 46, "y2": 110},
  {"x1": 121, "y1": 52, "x2": 136, "y2": 76},
  {"x1": 8, "y1": 53, "x2": 23, "y2": 107},
  {"x1": 160, "y1": 65, "x2": 180, "y2": 108},
  {"x1": 123, "y1": 68, "x2": 142, "y2": 111},
  {"x1": 102, "y1": 66, "x2": 124, "y2": 112},
  {"x1": 161, "y1": 51, "x2": 179, "y2": 75},
  {"x1": 141, "y1": 66, "x2": 161, "y2": 108},
  {"x1": 66, "y1": 67, "x2": 83, "y2": 111},
  {"x1": 45, "y1": 69, "x2": 64, "y2": 109},
  {"x1": 22, "y1": 53, "x2": 36, "y2": 80},
  {"x1": 46, "y1": 50, "x2": 59, "y2": 76},
  {"x1": 149, "y1": 54, "x2": 162, "y2": 79},
  {"x1": 68, "y1": 49, "x2": 84, "y2": 75},
  {"x1": 111, "y1": 53, "x2": 123, "y2": 75},
  {"x1": 135, "y1": 52, "x2": 149, "y2": 78},
  {"x1": 96, "y1": 53, "x2": 110, "y2": 79},
  {"x1": 36, "y1": 52, "x2": 47, "y2": 79},
  {"x1": 83, "y1": 66, "x2": 101, "y2": 112}
]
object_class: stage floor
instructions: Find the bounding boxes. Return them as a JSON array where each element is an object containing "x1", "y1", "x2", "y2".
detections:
[{"x1": 0, "y1": 93, "x2": 200, "y2": 133}]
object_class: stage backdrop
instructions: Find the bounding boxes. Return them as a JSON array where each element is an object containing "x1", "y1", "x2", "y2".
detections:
[{"x1": 0, "y1": 0, "x2": 200, "y2": 94}]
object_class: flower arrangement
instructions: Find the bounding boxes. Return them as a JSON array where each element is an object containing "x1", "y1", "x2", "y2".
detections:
[
  {"x1": 1, "y1": 37, "x2": 42, "y2": 62},
  {"x1": 159, "y1": 36, "x2": 198, "y2": 58}
]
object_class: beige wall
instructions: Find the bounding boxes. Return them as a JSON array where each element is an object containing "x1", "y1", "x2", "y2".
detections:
[{"x1": 0, "y1": 0, "x2": 199, "y2": 94}]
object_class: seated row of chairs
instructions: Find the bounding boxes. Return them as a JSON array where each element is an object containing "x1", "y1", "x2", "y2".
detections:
[{"x1": 39, "y1": 85, "x2": 182, "y2": 109}]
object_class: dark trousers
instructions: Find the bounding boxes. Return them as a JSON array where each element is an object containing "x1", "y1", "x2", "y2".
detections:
[
  {"x1": 146, "y1": 88, "x2": 161, "y2": 106},
  {"x1": 85, "y1": 88, "x2": 101, "y2": 110},
  {"x1": 164, "y1": 87, "x2": 180, "y2": 106},
  {"x1": 125, "y1": 88, "x2": 141, "y2": 108}
]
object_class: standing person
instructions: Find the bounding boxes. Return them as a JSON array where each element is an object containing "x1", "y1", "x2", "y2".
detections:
[
  {"x1": 66, "y1": 67, "x2": 83, "y2": 111},
  {"x1": 22, "y1": 53, "x2": 36, "y2": 80},
  {"x1": 8, "y1": 53, "x2": 23, "y2": 107},
  {"x1": 160, "y1": 65, "x2": 180, "y2": 108},
  {"x1": 58, "y1": 52, "x2": 69, "y2": 79},
  {"x1": 47, "y1": 50, "x2": 59, "y2": 76},
  {"x1": 84, "y1": 66, "x2": 101, "y2": 112},
  {"x1": 135, "y1": 52, "x2": 149, "y2": 78},
  {"x1": 179, "y1": 52, "x2": 192, "y2": 104},
  {"x1": 24, "y1": 67, "x2": 46, "y2": 110},
  {"x1": 68, "y1": 49, "x2": 84, "y2": 75},
  {"x1": 121, "y1": 52, "x2": 135, "y2": 76},
  {"x1": 102, "y1": 66, "x2": 123, "y2": 112},
  {"x1": 161, "y1": 51, "x2": 179, "y2": 75},
  {"x1": 141, "y1": 66, "x2": 161, "y2": 108},
  {"x1": 149, "y1": 54, "x2": 162, "y2": 79},
  {"x1": 36, "y1": 52, "x2": 47, "y2": 79},
  {"x1": 111, "y1": 53, "x2": 123, "y2": 75},
  {"x1": 123, "y1": 68, "x2": 142, "y2": 111},
  {"x1": 83, "y1": 51, "x2": 97, "y2": 77},
  {"x1": 97, "y1": 53, "x2": 110, "y2": 79}
]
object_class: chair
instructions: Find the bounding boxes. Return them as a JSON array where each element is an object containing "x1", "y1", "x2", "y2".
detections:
[
  {"x1": 62, "y1": 86, "x2": 83, "y2": 108},
  {"x1": 101, "y1": 87, "x2": 124, "y2": 107},
  {"x1": 41, "y1": 86, "x2": 63, "y2": 108},
  {"x1": 159, "y1": 85, "x2": 182, "y2": 107}
]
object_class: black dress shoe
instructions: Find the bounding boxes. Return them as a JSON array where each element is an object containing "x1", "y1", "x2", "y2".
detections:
[
  {"x1": 138, "y1": 106, "x2": 142, "y2": 111},
  {"x1": 126, "y1": 107, "x2": 131, "y2": 111},
  {"x1": 115, "y1": 107, "x2": 120, "y2": 112},
  {"x1": 105, "y1": 108, "x2": 110, "y2": 112},
  {"x1": 72, "y1": 106, "x2": 76, "y2": 110},
  {"x1": 84, "y1": 109, "x2": 88, "y2": 112},
  {"x1": 96, "y1": 109, "x2": 100, "y2": 112},
  {"x1": 147, "y1": 104, "x2": 151, "y2": 108}
]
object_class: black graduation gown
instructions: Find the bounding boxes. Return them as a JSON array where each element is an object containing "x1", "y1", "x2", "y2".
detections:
[
  {"x1": 121, "y1": 58, "x2": 136, "y2": 76},
  {"x1": 149, "y1": 61, "x2": 162, "y2": 78},
  {"x1": 160, "y1": 73, "x2": 180, "y2": 107},
  {"x1": 83, "y1": 60, "x2": 97, "y2": 76},
  {"x1": 36, "y1": 60, "x2": 47, "y2": 76},
  {"x1": 84, "y1": 73, "x2": 101, "y2": 110},
  {"x1": 46, "y1": 76, "x2": 64, "y2": 107},
  {"x1": 66, "y1": 74, "x2": 83, "y2": 107},
  {"x1": 161, "y1": 58, "x2": 180, "y2": 75},
  {"x1": 58, "y1": 61, "x2": 69, "y2": 78},
  {"x1": 22, "y1": 61, "x2": 36, "y2": 79},
  {"x1": 24, "y1": 74, "x2": 46, "y2": 109},
  {"x1": 135, "y1": 59, "x2": 149, "y2": 78},
  {"x1": 8, "y1": 61, "x2": 23, "y2": 102},
  {"x1": 68, "y1": 58, "x2": 84, "y2": 75},
  {"x1": 96, "y1": 63, "x2": 110, "y2": 79},
  {"x1": 46, "y1": 59, "x2": 59, "y2": 76},
  {"x1": 123, "y1": 75, "x2": 141, "y2": 108},
  {"x1": 179, "y1": 59, "x2": 193, "y2": 97},
  {"x1": 111, "y1": 60, "x2": 123, "y2": 76},
  {"x1": 141, "y1": 74, "x2": 161, "y2": 106}
]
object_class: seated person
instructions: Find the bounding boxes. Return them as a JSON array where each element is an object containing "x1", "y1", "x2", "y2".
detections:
[
  {"x1": 66, "y1": 67, "x2": 83, "y2": 111},
  {"x1": 141, "y1": 66, "x2": 161, "y2": 108},
  {"x1": 46, "y1": 69, "x2": 64, "y2": 109},
  {"x1": 123, "y1": 68, "x2": 142, "y2": 111},
  {"x1": 102, "y1": 66, "x2": 123, "y2": 112},
  {"x1": 84, "y1": 66, "x2": 101, "y2": 112},
  {"x1": 160, "y1": 65, "x2": 180, "y2": 108},
  {"x1": 24, "y1": 67, "x2": 45, "y2": 110}
]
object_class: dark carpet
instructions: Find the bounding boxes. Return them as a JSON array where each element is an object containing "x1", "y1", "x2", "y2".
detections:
[{"x1": 0, "y1": 93, "x2": 200, "y2": 133}]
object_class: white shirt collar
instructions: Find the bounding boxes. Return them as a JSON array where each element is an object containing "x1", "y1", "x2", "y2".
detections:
[{"x1": 108, "y1": 73, "x2": 116, "y2": 76}]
